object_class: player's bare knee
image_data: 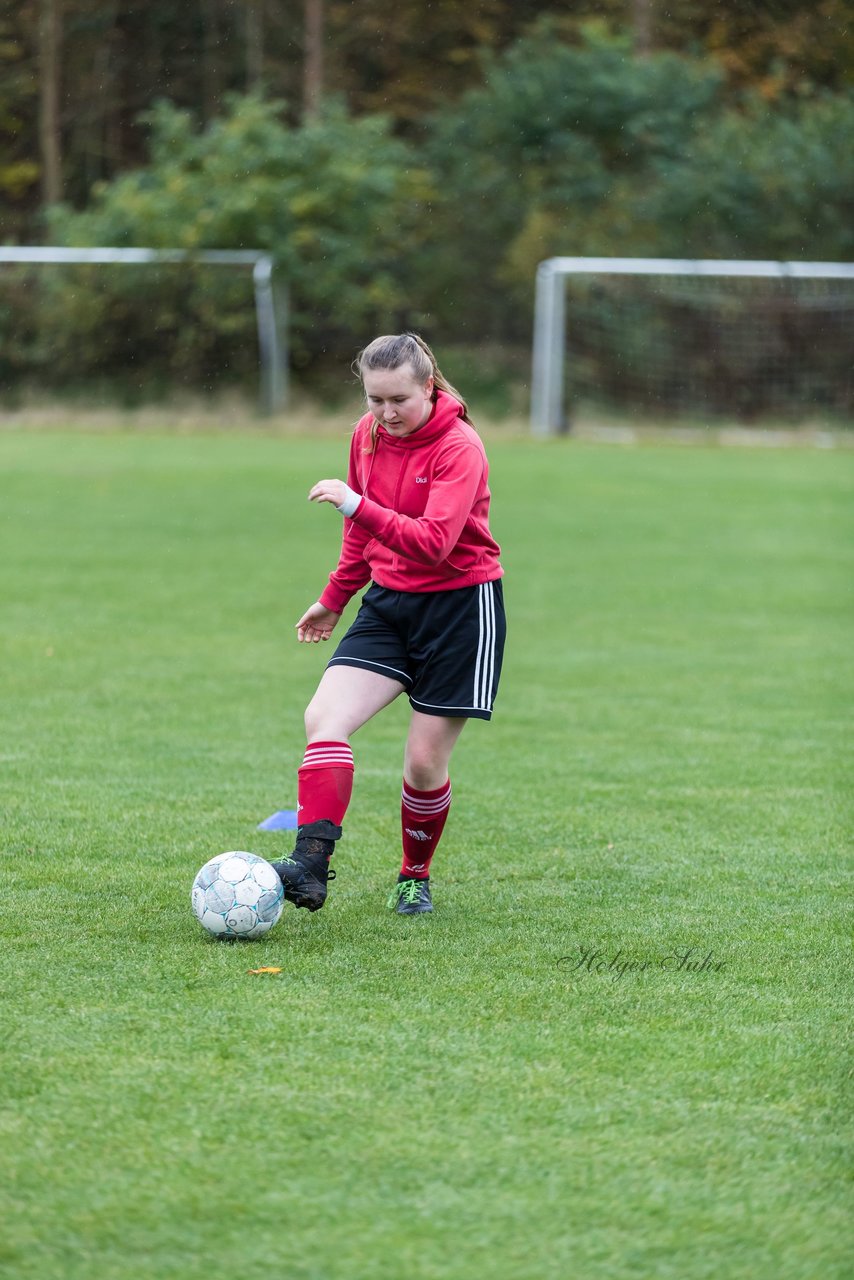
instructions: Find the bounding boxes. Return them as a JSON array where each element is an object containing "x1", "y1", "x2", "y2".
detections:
[
  {"x1": 404, "y1": 748, "x2": 445, "y2": 791},
  {"x1": 304, "y1": 700, "x2": 338, "y2": 743}
]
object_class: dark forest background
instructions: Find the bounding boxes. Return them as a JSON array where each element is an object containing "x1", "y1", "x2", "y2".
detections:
[{"x1": 1, "y1": 1, "x2": 852, "y2": 405}]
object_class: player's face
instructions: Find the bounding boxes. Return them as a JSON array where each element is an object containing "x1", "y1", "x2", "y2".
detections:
[{"x1": 363, "y1": 364, "x2": 434, "y2": 437}]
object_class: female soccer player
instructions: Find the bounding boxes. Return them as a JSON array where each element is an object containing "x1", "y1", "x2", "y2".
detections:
[{"x1": 273, "y1": 333, "x2": 505, "y2": 915}]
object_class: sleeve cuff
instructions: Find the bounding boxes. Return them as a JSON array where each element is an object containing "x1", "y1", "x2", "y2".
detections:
[
  {"x1": 319, "y1": 585, "x2": 349, "y2": 614},
  {"x1": 336, "y1": 485, "x2": 362, "y2": 519}
]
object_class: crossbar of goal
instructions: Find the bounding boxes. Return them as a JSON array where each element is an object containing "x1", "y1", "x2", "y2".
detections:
[
  {"x1": 531, "y1": 257, "x2": 854, "y2": 435},
  {"x1": 0, "y1": 246, "x2": 288, "y2": 414}
]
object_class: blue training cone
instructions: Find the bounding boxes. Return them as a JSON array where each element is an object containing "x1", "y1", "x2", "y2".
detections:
[{"x1": 257, "y1": 809, "x2": 299, "y2": 831}]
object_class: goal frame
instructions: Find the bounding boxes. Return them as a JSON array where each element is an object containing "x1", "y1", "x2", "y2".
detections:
[
  {"x1": 531, "y1": 257, "x2": 854, "y2": 435},
  {"x1": 0, "y1": 246, "x2": 288, "y2": 414}
]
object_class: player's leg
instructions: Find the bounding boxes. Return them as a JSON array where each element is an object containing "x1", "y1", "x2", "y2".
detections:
[
  {"x1": 275, "y1": 665, "x2": 405, "y2": 911},
  {"x1": 389, "y1": 580, "x2": 506, "y2": 915},
  {"x1": 390, "y1": 711, "x2": 467, "y2": 915},
  {"x1": 304, "y1": 662, "x2": 406, "y2": 742},
  {"x1": 404, "y1": 710, "x2": 467, "y2": 790}
]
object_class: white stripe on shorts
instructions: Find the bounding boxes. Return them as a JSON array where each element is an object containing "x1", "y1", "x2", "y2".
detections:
[{"x1": 472, "y1": 582, "x2": 496, "y2": 712}]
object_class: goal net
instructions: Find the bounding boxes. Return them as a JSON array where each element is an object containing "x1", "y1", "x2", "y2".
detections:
[
  {"x1": 0, "y1": 247, "x2": 288, "y2": 414},
  {"x1": 531, "y1": 258, "x2": 854, "y2": 434}
]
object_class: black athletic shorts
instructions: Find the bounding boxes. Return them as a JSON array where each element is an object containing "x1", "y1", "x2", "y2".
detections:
[{"x1": 327, "y1": 580, "x2": 506, "y2": 720}]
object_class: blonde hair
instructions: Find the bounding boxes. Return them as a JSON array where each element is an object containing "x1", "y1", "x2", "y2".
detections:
[{"x1": 353, "y1": 333, "x2": 474, "y2": 449}]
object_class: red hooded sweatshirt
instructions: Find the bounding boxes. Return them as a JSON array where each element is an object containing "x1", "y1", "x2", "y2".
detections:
[{"x1": 319, "y1": 389, "x2": 503, "y2": 615}]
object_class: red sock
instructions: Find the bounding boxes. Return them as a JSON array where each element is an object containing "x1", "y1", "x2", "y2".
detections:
[
  {"x1": 400, "y1": 778, "x2": 452, "y2": 879},
  {"x1": 298, "y1": 741, "x2": 354, "y2": 827}
]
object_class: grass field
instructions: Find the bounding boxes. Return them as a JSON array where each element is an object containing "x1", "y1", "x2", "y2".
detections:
[{"x1": 1, "y1": 427, "x2": 851, "y2": 1280}]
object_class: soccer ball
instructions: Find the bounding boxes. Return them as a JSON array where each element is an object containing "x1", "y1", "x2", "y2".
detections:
[{"x1": 191, "y1": 851, "x2": 284, "y2": 940}]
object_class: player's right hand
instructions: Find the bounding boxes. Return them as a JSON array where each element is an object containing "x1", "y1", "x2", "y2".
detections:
[{"x1": 296, "y1": 602, "x2": 341, "y2": 643}]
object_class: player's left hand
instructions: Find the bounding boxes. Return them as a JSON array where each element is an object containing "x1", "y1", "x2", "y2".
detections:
[{"x1": 309, "y1": 479, "x2": 348, "y2": 507}]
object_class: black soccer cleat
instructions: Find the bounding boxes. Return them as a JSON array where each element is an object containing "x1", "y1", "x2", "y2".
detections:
[
  {"x1": 388, "y1": 877, "x2": 433, "y2": 915},
  {"x1": 272, "y1": 820, "x2": 341, "y2": 912}
]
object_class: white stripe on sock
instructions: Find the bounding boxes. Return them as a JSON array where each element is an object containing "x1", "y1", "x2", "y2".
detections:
[
  {"x1": 402, "y1": 782, "x2": 452, "y2": 815},
  {"x1": 403, "y1": 798, "x2": 452, "y2": 815},
  {"x1": 302, "y1": 744, "x2": 354, "y2": 769}
]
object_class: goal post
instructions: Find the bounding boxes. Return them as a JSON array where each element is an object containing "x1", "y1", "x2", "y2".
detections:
[
  {"x1": 531, "y1": 257, "x2": 854, "y2": 435},
  {"x1": 0, "y1": 246, "x2": 288, "y2": 414}
]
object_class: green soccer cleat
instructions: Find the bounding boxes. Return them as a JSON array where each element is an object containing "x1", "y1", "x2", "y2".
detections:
[{"x1": 388, "y1": 877, "x2": 433, "y2": 915}]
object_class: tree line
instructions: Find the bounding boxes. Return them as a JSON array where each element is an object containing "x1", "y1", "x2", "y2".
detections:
[
  {"x1": 1, "y1": 2, "x2": 851, "y2": 400},
  {"x1": 4, "y1": 0, "x2": 851, "y2": 241}
]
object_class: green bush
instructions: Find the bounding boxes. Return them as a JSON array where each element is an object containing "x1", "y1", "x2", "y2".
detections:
[
  {"x1": 642, "y1": 91, "x2": 854, "y2": 261},
  {"x1": 4, "y1": 25, "x2": 851, "y2": 406},
  {"x1": 417, "y1": 25, "x2": 724, "y2": 336},
  {"x1": 417, "y1": 25, "x2": 853, "y2": 333},
  {"x1": 35, "y1": 95, "x2": 430, "y2": 386}
]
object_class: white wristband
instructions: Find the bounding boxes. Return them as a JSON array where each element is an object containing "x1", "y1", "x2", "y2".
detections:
[{"x1": 336, "y1": 485, "x2": 362, "y2": 518}]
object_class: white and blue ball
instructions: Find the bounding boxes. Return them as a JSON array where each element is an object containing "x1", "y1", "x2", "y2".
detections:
[{"x1": 191, "y1": 851, "x2": 284, "y2": 940}]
